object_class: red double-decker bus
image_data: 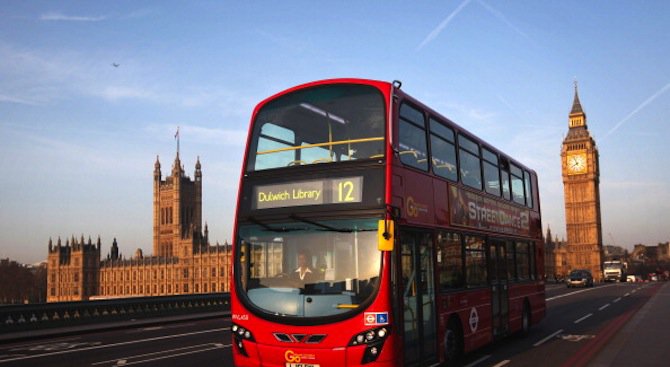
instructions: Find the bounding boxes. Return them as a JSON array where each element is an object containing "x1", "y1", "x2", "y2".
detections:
[{"x1": 231, "y1": 78, "x2": 545, "y2": 366}]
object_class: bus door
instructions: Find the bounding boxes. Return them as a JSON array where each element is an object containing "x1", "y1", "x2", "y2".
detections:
[
  {"x1": 488, "y1": 239, "x2": 509, "y2": 337},
  {"x1": 398, "y1": 229, "x2": 437, "y2": 366}
]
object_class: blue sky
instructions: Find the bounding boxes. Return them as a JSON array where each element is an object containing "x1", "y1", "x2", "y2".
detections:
[{"x1": 1, "y1": 1, "x2": 669, "y2": 264}]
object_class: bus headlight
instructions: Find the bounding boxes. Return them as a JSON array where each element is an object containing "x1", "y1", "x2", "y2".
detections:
[
  {"x1": 349, "y1": 326, "x2": 389, "y2": 346},
  {"x1": 348, "y1": 326, "x2": 389, "y2": 364},
  {"x1": 232, "y1": 323, "x2": 255, "y2": 357}
]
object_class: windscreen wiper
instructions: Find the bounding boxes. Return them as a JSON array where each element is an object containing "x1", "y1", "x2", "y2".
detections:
[
  {"x1": 289, "y1": 214, "x2": 353, "y2": 232},
  {"x1": 289, "y1": 214, "x2": 376, "y2": 233},
  {"x1": 247, "y1": 216, "x2": 302, "y2": 233}
]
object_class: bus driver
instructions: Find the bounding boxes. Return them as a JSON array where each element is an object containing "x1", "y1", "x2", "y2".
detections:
[{"x1": 293, "y1": 251, "x2": 315, "y2": 282}]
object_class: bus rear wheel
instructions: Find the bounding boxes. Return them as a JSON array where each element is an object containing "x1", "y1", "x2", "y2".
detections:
[
  {"x1": 520, "y1": 302, "x2": 531, "y2": 336},
  {"x1": 444, "y1": 318, "x2": 463, "y2": 363}
]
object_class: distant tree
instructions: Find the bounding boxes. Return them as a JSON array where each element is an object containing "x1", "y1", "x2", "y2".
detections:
[
  {"x1": 30, "y1": 264, "x2": 48, "y2": 303},
  {"x1": 0, "y1": 258, "x2": 47, "y2": 304}
]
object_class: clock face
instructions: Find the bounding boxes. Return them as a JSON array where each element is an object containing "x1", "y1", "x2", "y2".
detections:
[{"x1": 567, "y1": 153, "x2": 587, "y2": 174}]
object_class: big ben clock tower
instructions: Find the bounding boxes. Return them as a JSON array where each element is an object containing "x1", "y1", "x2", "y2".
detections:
[{"x1": 561, "y1": 83, "x2": 603, "y2": 281}]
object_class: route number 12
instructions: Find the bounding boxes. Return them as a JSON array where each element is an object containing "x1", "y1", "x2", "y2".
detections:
[
  {"x1": 332, "y1": 177, "x2": 362, "y2": 204},
  {"x1": 337, "y1": 180, "x2": 355, "y2": 202}
]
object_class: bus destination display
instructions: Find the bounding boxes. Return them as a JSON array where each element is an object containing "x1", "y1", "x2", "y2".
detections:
[{"x1": 253, "y1": 176, "x2": 363, "y2": 210}]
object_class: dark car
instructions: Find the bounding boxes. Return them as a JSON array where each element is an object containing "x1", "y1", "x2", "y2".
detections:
[{"x1": 566, "y1": 269, "x2": 594, "y2": 288}]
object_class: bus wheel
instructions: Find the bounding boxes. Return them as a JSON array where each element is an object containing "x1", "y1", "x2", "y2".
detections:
[
  {"x1": 444, "y1": 318, "x2": 463, "y2": 362},
  {"x1": 520, "y1": 302, "x2": 531, "y2": 336}
]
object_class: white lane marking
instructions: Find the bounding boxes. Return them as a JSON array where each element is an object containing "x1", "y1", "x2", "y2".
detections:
[
  {"x1": 560, "y1": 334, "x2": 595, "y2": 342},
  {"x1": 533, "y1": 329, "x2": 564, "y2": 347},
  {"x1": 0, "y1": 327, "x2": 229, "y2": 363},
  {"x1": 0, "y1": 355, "x2": 26, "y2": 361},
  {"x1": 125, "y1": 322, "x2": 197, "y2": 334},
  {"x1": 546, "y1": 283, "x2": 616, "y2": 302},
  {"x1": 92, "y1": 343, "x2": 229, "y2": 366},
  {"x1": 574, "y1": 313, "x2": 593, "y2": 324},
  {"x1": 10, "y1": 341, "x2": 101, "y2": 352},
  {"x1": 463, "y1": 354, "x2": 491, "y2": 367},
  {"x1": 4, "y1": 337, "x2": 83, "y2": 350},
  {"x1": 92, "y1": 343, "x2": 223, "y2": 365},
  {"x1": 624, "y1": 292, "x2": 630, "y2": 297},
  {"x1": 545, "y1": 288, "x2": 595, "y2": 302},
  {"x1": 598, "y1": 303, "x2": 610, "y2": 311},
  {"x1": 613, "y1": 297, "x2": 622, "y2": 303},
  {"x1": 107, "y1": 345, "x2": 226, "y2": 366},
  {"x1": 492, "y1": 360, "x2": 511, "y2": 367}
]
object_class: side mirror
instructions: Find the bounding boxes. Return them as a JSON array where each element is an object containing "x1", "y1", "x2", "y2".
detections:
[{"x1": 377, "y1": 219, "x2": 394, "y2": 251}]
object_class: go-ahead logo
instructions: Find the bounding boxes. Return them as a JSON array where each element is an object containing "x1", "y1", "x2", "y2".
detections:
[
  {"x1": 406, "y1": 196, "x2": 428, "y2": 218},
  {"x1": 285, "y1": 350, "x2": 316, "y2": 363},
  {"x1": 285, "y1": 350, "x2": 301, "y2": 363}
]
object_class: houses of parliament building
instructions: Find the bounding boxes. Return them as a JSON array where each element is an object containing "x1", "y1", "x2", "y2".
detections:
[{"x1": 46, "y1": 150, "x2": 231, "y2": 302}]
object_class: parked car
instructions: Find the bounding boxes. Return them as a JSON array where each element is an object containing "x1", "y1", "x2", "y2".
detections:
[{"x1": 566, "y1": 269, "x2": 594, "y2": 288}]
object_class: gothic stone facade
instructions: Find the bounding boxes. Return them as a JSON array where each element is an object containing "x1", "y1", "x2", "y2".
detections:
[
  {"x1": 47, "y1": 154, "x2": 231, "y2": 302},
  {"x1": 544, "y1": 227, "x2": 568, "y2": 281},
  {"x1": 561, "y1": 86, "x2": 604, "y2": 281}
]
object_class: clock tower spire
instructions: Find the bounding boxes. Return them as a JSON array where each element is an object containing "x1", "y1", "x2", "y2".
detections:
[
  {"x1": 569, "y1": 81, "x2": 587, "y2": 129},
  {"x1": 560, "y1": 83, "x2": 603, "y2": 281}
]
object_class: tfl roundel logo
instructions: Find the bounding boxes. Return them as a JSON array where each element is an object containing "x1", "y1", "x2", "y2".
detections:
[{"x1": 364, "y1": 312, "x2": 389, "y2": 326}]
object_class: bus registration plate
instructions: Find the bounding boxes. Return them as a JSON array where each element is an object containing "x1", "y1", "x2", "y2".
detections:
[{"x1": 286, "y1": 364, "x2": 320, "y2": 367}]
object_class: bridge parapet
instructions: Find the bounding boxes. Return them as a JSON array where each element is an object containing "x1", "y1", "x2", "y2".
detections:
[{"x1": 1, "y1": 293, "x2": 230, "y2": 335}]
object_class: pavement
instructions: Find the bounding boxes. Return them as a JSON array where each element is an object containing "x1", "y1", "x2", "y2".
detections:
[{"x1": 589, "y1": 281, "x2": 670, "y2": 366}]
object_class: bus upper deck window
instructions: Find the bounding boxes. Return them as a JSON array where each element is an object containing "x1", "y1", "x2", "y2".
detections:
[{"x1": 248, "y1": 84, "x2": 385, "y2": 171}]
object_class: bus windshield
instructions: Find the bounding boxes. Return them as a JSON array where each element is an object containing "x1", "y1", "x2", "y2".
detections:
[
  {"x1": 247, "y1": 84, "x2": 385, "y2": 171},
  {"x1": 237, "y1": 218, "x2": 381, "y2": 318}
]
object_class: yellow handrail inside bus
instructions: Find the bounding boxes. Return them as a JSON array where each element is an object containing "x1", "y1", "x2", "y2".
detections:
[
  {"x1": 435, "y1": 163, "x2": 456, "y2": 170},
  {"x1": 287, "y1": 160, "x2": 306, "y2": 166},
  {"x1": 256, "y1": 137, "x2": 384, "y2": 155},
  {"x1": 433, "y1": 158, "x2": 456, "y2": 171},
  {"x1": 336, "y1": 304, "x2": 359, "y2": 309}
]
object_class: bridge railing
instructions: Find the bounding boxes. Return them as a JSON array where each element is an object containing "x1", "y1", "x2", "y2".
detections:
[{"x1": 1, "y1": 293, "x2": 230, "y2": 334}]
